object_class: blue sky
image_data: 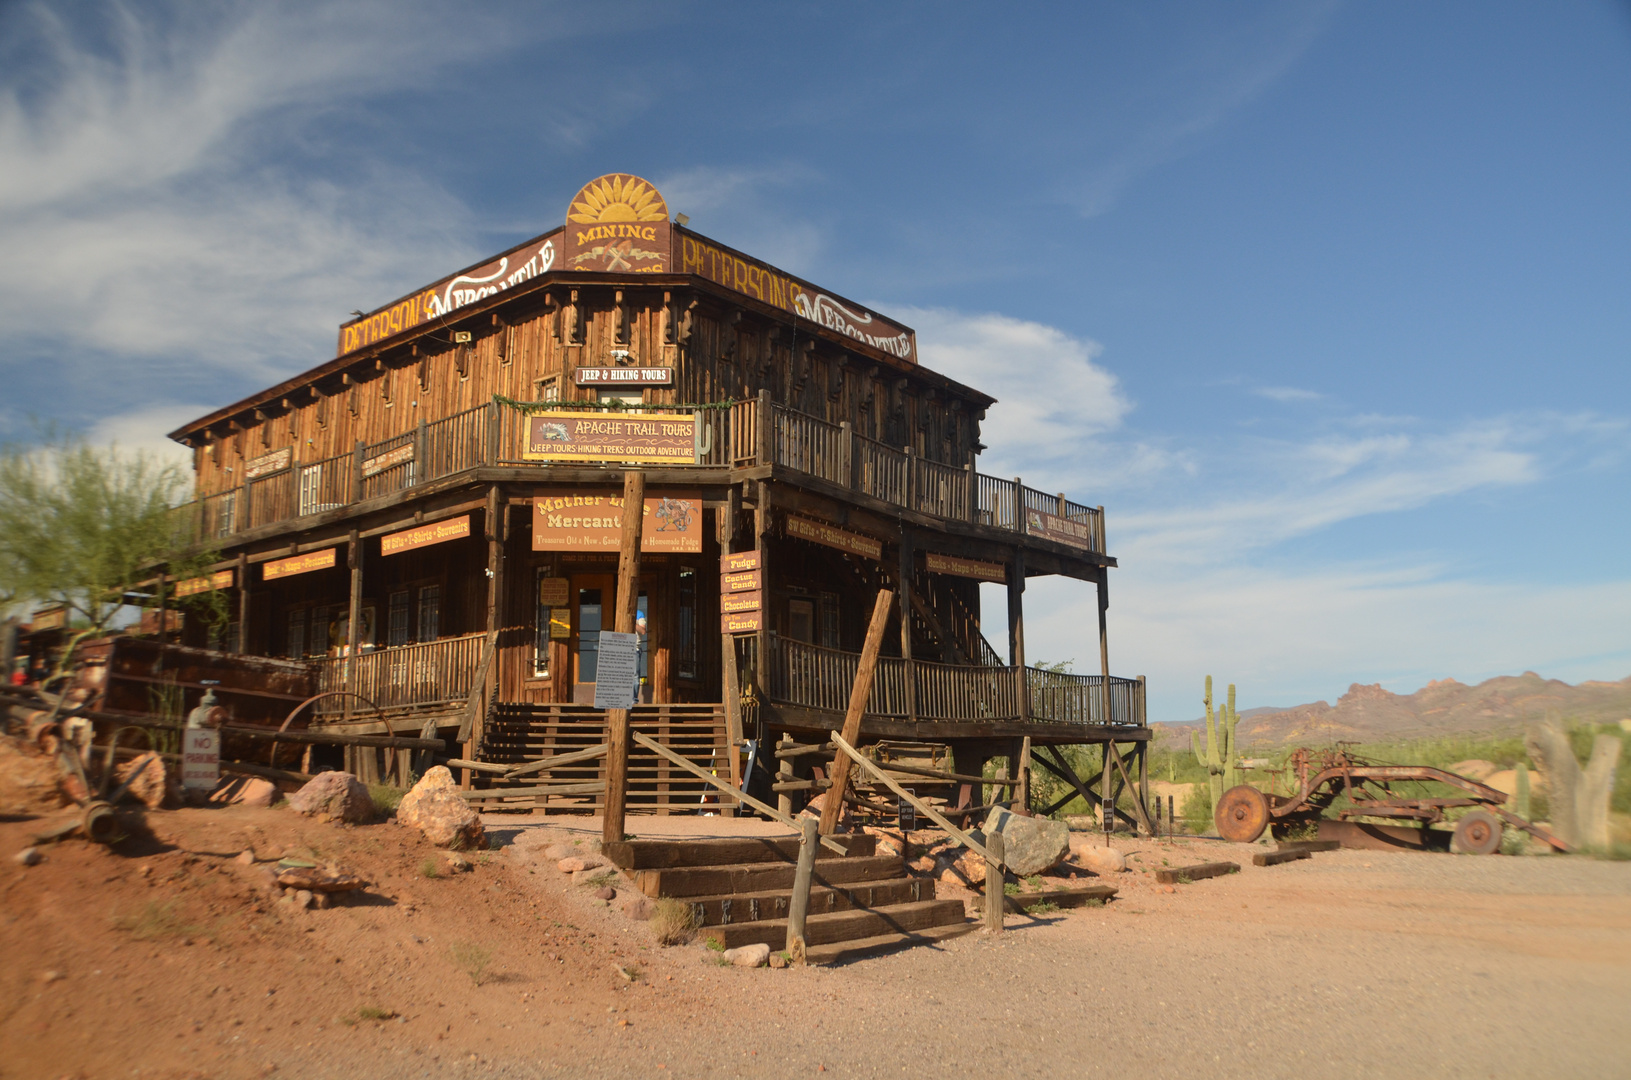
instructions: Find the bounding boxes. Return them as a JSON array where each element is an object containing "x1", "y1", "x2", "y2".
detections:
[{"x1": 2, "y1": 1, "x2": 1627, "y2": 720}]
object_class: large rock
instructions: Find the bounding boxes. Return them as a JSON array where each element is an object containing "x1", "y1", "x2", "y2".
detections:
[
  {"x1": 288, "y1": 771, "x2": 374, "y2": 824},
  {"x1": 1068, "y1": 835, "x2": 1127, "y2": 874},
  {"x1": 972, "y1": 808, "x2": 1069, "y2": 877},
  {"x1": 207, "y1": 776, "x2": 280, "y2": 808},
  {"x1": 114, "y1": 751, "x2": 175, "y2": 810},
  {"x1": 722, "y1": 943, "x2": 771, "y2": 968},
  {"x1": 395, "y1": 766, "x2": 485, "y2": 850}
]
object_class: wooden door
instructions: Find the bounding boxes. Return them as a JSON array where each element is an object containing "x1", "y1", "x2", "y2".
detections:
[{"x1": 570, "y1": 573, "x2": 614, "y2": 704}]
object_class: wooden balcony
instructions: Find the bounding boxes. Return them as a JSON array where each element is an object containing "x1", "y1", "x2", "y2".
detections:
[
  {"x1": 174, "y1": 395, "x2": 1106, "y2": 558},
  {"x1": 767, "y1": 636, "x2": 1144, "y2": 728}
]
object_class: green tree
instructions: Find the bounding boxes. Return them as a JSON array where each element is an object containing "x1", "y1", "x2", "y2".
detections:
[{"x1": 0, "y1": 433, "x2": 214, "y2": 636}]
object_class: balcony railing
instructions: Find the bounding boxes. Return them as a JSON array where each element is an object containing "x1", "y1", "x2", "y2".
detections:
[
  {"x1": 768, "y1": 636, "x2": 1142, "y2": 727},
  {"x1": 175, "y1": 394, "x2": 1104, "y2": 556},
  {"x1": 310, "y1": 632, "x2": 486, "y2": 714}
]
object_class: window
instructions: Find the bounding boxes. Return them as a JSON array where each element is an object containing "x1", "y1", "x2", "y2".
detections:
[
  {"x1": 417, "y1": 585, "x2": 440, "y2": 642},
  {"x1": 310, "y1": 606, "x2": 331, "y2": 654},
  {"x1": 819, "y1": 592, "x2": 840, "y2": 649},
  {"x1": 298, "y1": 464, "x2": 323, "y2": 516},
  {"x1": 216, "y1": 491, "x2": 237, "y2": 538},
  {"x1": 788, "y1": 598, "x2": 814, "y2": 644},
  {"x1": 286, "y1": 610, "x2": 306, "y2": 659},
  {"x1": 387, "y1": 590, "x2": 410, "y2": 647},
  {"x1": 677, "y1": 568, "x2": 698, "y2": 680}
]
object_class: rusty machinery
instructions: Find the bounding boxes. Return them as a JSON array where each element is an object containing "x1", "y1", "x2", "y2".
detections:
[{"x1": 1213, "y1": 747, "x2": 1570, "y2": 854}]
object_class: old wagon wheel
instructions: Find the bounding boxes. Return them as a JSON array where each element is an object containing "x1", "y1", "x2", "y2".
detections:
[
  {"x1": 1215, "y1": 785, "x2": 1270, "y2": 843},
  {"x1": 1453, "y1": 809, "x2": 1503, "y2": 855}
]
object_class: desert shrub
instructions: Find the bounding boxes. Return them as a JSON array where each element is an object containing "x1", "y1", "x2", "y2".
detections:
[
  {"x1": 1181, "y1": 783, "x2": 1213, "y2": 834},
  {"x1": 113, "y1": 901, "x2": 196, "y2": 940},
  {"x1": 450, "y1": 942, "x2": 492, "y2": 985},
  {"x1": 650, "y1": 899, "x2": 698, "y2": 946},
  {"x1": 419, "y1": 858, "x2": 440, "y2": 879},
  {"x1": 369, "y1": 783, "x2": 408, "y2": 815}
]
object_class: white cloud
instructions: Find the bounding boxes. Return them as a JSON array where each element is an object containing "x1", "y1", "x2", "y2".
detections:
[
  {"x1": 0, "y1": 2, "x2": 542, "y2": 399},
  {"x1": 655, "y1": 164, "x2": 828, "y2": 275},
  {"x1": 1255, "y1": 385, "x2": 1324, "y2": 403},
  {"x1": 897, "y1": 307, "x2": 1176, "y2": 495},
  {"x1": 1024, "y1": 564, "x2": 1631, "y2": 723},
  {"x1": 86, "y1": 402, "x2": 211, "y2": 469}
]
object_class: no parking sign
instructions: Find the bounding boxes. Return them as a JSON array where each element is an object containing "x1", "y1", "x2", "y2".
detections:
[{"x1": 182, "y1": 728, "x2": 219, "y2": 790}]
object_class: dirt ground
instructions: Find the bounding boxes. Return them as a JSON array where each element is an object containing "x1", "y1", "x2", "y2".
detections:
[{"x1": 4, "y1": 804, "x2": 1630, "y2": 1080}]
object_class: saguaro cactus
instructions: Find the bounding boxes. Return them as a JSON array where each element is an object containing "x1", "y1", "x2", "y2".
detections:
[
  {"x1": 1525, "y1": 719, "x2": 1621, "y2": 849},
  {"x1": 1515, "y1": 761, "x2": 1531, "y2": 821},
  {"x1": 1192, "y1": 676, "x2": 1240, "y2": 805}
]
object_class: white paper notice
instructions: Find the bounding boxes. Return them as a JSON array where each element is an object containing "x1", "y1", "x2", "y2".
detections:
[
  {"x1": 182, "y1": 728, "x2": 220, "y2": 790},
  {"x1": 593, "y1": 630, "x2": 640, "y2": 710}
]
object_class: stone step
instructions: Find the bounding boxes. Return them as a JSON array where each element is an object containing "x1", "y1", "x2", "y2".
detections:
[
  {"x1": 634, "y1": 854, "x2": 904, "y2": 899},
  {"x1": 700, "y1": 898, "x2": 968, "y2": 950},
  {"x1": 680, "y1": 876, "x2": 936, "y2": 927},
  {"x1": 604, "y1": 833, "x2": 875, "y2": 870},
  {"x1": 804, "y1": 921, "x2": 979, "y2": 966}
]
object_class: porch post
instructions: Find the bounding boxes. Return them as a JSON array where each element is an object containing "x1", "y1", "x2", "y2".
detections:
[
  {"x1": 1097, "y1": 565, "x2": 1113, "y2": 829},
  {"x1": 897, "y1": 529, "x2": 917, "y2": 724},
  {"x1": 343, "y1": 529, "x2": 361, "y2": 722},
  {"x1": 603, "y1": 470, "x2": 645, "y2": 846},
  {"x1": 718, "y1": 490, "x2": 742, "y2": 817},
  {"x1": 1007, "y1": 547, "x2": 1026, "y2": 719},
  {"x1": 753, "y1": 479, "x2": 773, "y2": 702},
  {"x1": 236, "y1": 551, "x2": 250, "y2": 654},
  {"x1": 484, "y1": 484, "x2": 504, "y2": 736}
]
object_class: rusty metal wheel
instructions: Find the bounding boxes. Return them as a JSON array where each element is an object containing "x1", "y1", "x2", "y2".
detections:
[
  {"x1": 1454, "y1": 809, "x2": 1502, "y2": 855},
  {"x1": 1215, "y1": 785, "x2": 1270, "y2": 843}
]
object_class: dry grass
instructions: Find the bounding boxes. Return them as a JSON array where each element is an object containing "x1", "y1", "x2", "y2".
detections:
[
  {"x1": 650, "y1": 898, "x2": 698, "y2": 946},
  {"x1": 112, "y1": 900, "x2": 197, "y2": 941},
  {"x1": 450, "y1": 941, "x2": 492, "y2": 985}
]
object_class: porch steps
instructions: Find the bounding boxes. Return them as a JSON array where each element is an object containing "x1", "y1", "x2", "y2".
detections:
[
  {"x1": 680, "y1": 876, "x2": 932, "y2": 927},
  {"x1": 604, "y1": 833, "x2": 972, "y2": 964}
]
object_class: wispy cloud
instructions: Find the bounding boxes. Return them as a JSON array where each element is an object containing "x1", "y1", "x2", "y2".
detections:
[
  {"x1": 1064, "y1": 2, "x2": 1339, "y2": 217},
  {"x1": 0, "y1": 2, "x2": 547, "y2": 418},
  {"x1": 656, "y1": 164, "x2": 828, "y2": 275},
  {"x1": 1255, "y1": 385, "x2": 1324, "y2": 403}
]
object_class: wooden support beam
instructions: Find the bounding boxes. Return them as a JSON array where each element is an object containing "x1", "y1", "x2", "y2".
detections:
[
  {"x1": 1106, "y1": 741, "x2": 1154, "y2": 836},
  {"x1": 818, "y1": 589, "x2": 896, "y2": 836},
  {"x1": 984, "y1": 830, "x2": 1005, "y2": 934},
  {"x1": 898, "y1": 531, "x2": 917, "y2": 723},
  {"x1": 603, "y1": 470, "x2": 644, "y2": 847},
  {"x1": 1015, "y1": 736, "x2": 1032, "y2": 814},
  {"x1": 1155, "y1": 861, "x2": 1240, "y2": 884},
  {"x1": 786, "y1": 817, "x2": 818, "y2": 964},
  {"x1": 342, "y1": 532, "x2": 360, "y2": 721},
  {"x1": 1253, "y1": 849, "x2": 1311, "y2": 867},
  {"x1": 1008, "y1": 546, "x2": 1027, "y2": 718}
]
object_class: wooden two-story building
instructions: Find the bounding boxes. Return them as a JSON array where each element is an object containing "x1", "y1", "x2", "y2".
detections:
[{"x1": 160, "y1": 174, "x2": 1151, "y2": 823}]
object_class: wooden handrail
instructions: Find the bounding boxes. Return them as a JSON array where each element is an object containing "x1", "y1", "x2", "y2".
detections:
[
  {"x1": 828, "y1": 730, "x2": 1000, "y2": 869},
  {"x1": 629, "y1": 729, "x2": 847, "y2": 855}
]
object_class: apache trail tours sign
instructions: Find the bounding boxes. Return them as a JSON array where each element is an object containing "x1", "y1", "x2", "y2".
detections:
[{"x1": 522, "y1": 411, "x2": 698, "y2": 466}]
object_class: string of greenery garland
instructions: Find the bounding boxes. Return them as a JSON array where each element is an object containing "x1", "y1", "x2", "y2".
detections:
[{"x1": 491, "y1": 394, "x2": 738, "y2": 414}]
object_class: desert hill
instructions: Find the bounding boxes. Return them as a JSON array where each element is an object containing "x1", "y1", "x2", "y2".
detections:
[{"x1": 1154, "y1": 672, "x2": 1631, "y2": 750}]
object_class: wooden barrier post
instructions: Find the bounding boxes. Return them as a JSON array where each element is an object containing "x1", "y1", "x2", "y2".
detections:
[
  {"x1": 603, "y1": 470, "x2": 645, "y2": 847},
  {"x1": 786, "y1": 816, "x2": 818, "y2": 964},
  {"x1": 818, "y1": 589, "x2": 896, "y2": 836},
  {"x1": 984, "y1": 830, "x2": 1005, "y2": 934}
]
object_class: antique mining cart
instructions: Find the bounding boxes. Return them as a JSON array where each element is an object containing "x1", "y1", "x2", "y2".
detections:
[{"x1": 1214, "y1": 748, "x2": 1570, "y2": 854}]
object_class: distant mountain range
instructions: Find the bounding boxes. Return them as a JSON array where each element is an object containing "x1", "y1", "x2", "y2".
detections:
[{"x1": 1153, "y1": 672, "x2": 1631, "y2": 750}]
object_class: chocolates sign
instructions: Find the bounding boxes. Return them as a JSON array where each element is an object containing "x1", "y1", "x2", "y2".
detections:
[{"x1": 523, "y1": 411, "x2": 697, "y2": 465}]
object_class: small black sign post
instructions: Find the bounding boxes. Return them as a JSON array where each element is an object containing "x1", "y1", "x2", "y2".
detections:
[{"x1": 898, "y1": 789, "x2": 916, "y2": 861}]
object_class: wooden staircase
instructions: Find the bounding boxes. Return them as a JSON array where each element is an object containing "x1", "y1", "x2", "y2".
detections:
[{"x1": 602, "y1": 833, "x2": 976, "y2": 964}]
